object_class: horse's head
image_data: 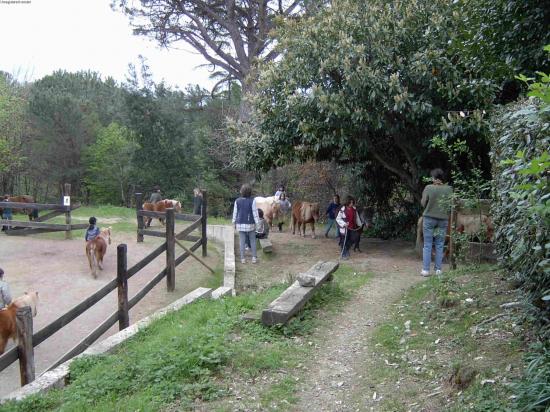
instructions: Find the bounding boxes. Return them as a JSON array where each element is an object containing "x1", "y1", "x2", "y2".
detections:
[
  {"x1": 14, "y1": 291, "x2": 39, "y2": 317},
  {"x1": 271, "y1": 203, "x2": 281, "y2": 219},
  {"x1": 101, "y1": 227, "x2": 112, "y2": 245}
]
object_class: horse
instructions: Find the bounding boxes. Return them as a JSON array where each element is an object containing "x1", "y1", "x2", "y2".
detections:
[
  {"x1": 0, "y1": 291, "x2": 39, "y2": 354},
  {"x1": 254, "y1": 196, "x2": 281, "y2": 228},
  {"x1": 142, "y1": 199, "x2": 182, "y2": 227},
  {"x1": 86, "y1": 227, "x2": 112, "y2": 278},
  {"x1": 0, "y1": 195, "x2": 38, "y2": 221},
  {"x1": 291, "y1": 201, "x2": 320, "y2": 238},
  {"x1": 415, "y1": 213, "x2": 494, "y2": 258}
]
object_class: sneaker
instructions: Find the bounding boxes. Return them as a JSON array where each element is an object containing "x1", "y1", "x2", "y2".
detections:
[
  {"x1": 252, "y1": 257, "x2": 258, "y2": 264},
  {"x1": 421, "y1": 270, "x2": 430, "y2": 277},
  {"x1": 435, "y1": 270, "x2": 442, "y2": 276},
  {"x1": 241, "y1": 259, "x2": 246, "y2": 264}
]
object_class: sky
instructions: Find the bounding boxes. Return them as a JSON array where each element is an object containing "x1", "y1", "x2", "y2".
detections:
[{"x1": 0, "y1": 0, "x2": 215, "y2": 90}]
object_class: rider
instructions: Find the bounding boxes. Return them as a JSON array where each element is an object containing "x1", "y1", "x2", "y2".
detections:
[
  {"x1": 149, "y1": 186, "x2": 162, "y2": 204},
  {"x1": 0, "y1": 268, "x2": 13, "y2": 310},
  {"x1": 336, "y1": 196, "x2": 362, "y2": 259},
  {"x1": 85, "y1": 217, "x2": 100, "y2": 241}
]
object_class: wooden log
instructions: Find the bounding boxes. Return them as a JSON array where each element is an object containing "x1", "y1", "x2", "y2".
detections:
[
  {"x1": 0, "y1": 220, "x2": 70, "y2": 230},
  {"x1": 33, "y1": 209, "x2": 64, "y2": 222},
  {"x1": 16, "y1": 306, "x2": 35, "y2": 386},
  {"x1": 126, "y1": 242, "x2": 167, "y2": 278},
  {"x1": 166, "y1": 208, "x2": 176, "y2": 292},
  {"x1": 4, "y1": 228, "x2": 71, "y2": 236},
  {"x1": 175, "y1": 239, "x2": 215, "y2": 273},
  {"x1": 137, "y1": 210, "x2": 167, "y2": 218},
  {"x1": 201, "y1": 191, "x2": 207, "y2": 257},
  {"x1": 259, "y1": 238, "x2": 273, "y2": 253},
  {"x1": 117, "y1": 244, "x2": 129, "y2": 330},
  {"x1": 261, "y1": 261, "x2": 339, "y2": 326},
  {"x1": 33, "y1": 279, "x2": 118, "y2": 346},
  {"x1": 0, "y1": 201, "x2": 70, "y2": 211},
  {"x1": 46, "y1": 311, "x2": 119, "y2": 372},
  {"x1": 137, "y1": 229, "x2": 166, "y2": 238},
  {"x1": 128, "y1": 269, "x2": 167, "y2": 309},
  {"x1": 174, "y1": 238, "x2": 202, "y2": 267},
  {"x1": 174, "y1": 212, "x2": 201, "y2": 222},
  {"x1": 64, "y1": 183, "x2": 71, "y2": 240},
  {"x1": 0, "y1": 347, "x2": 18, "y2": 373},
  {"x1": 175, "y1": 218, "x2": 202, "y2": 240},
  {"x1": 135, "y1": 193, "x2": 144, "y2": 243}
]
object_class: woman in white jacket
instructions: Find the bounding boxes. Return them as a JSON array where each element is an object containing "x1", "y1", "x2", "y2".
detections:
[{"x1": 336, "y1": 196, "x2": 363, "y2": 259}]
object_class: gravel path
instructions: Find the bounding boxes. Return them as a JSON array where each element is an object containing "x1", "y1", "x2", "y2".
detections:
[{"x1": 294, "y1": 239, "x2": 427, "y2": 411}]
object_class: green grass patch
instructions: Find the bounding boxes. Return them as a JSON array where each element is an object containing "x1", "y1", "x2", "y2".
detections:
[
  {"x1": 1, "y1": 265, "x2": 371, "y2": 412},
  {"x1": 369, "y1": 265, "x2": 524, "y2": 411}
]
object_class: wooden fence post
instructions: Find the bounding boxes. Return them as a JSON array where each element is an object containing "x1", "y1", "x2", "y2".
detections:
[
  {"x1": 64, "y1": 183, "x2": 71, "y2": 239},
  {"x1": 16, "y1": 306, "x2": 35, "y2": 386},
  {"x1": 449, "y1": 204, "x2": 457, "y2": 270},
  {"x1": 166, "y1": 208, "x2": 176, "y2": 292},
  {"x1": 135, "y1": 193, "x2": 144, "y2": 243},
  {"x1": 201, "y1": 191, "x2": 207, "y2": 257},
  {"x1": 117, "y1": 244, "x2": 130, "y2": 330}
]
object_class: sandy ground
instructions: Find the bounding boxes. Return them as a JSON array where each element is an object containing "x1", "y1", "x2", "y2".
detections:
[{"x1": 0, "y1": 227, "x2": 221, "y2": 397}]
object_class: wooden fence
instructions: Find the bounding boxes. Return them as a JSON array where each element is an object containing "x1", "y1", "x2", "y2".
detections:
[
  {"x1": 0, "y1": 196, "x2": 208, "y2": 389},
  {"x1": 0, "y1": 184, "x2": 86, "y2": 238}
]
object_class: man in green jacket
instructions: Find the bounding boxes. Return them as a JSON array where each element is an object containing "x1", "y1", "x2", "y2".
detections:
[{"x1": 421, "y1": 169, "x2": 453, "y2": 277}]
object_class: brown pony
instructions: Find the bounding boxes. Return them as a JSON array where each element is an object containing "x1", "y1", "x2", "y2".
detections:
[
  {"x1": 86, "y1": 227, "x2": 112, "y2": 278},
  {"x1": 0, "y1": 291, "x2": 39, "y2": 354},
  {"x1": 291, "y1": 201, "x2": 321, "y2": 238},
  {"x1": 0, "y1": 195, "x2": 38, "y2": 220},
  {"x1": 142, "y1": 199, "x2": 182, "y2": 227}
]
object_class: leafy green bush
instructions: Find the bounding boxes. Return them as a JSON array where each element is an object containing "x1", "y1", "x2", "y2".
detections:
[{"x1": 491, "y1": 54, "x2": 550, "y2": 410}]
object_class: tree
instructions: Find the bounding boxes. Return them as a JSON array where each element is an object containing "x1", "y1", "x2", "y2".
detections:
[
  {"x1": 84, "y1": 122, "x2": 139, "y2": 205},
  {"x1": 0, "y1": 72, "x2": 27, "y2": 194},
  {"x1": 113, "y1": 0, "x2": 325, "y2": 118},
  {"x1": 233, "y1": 0, "x2": 549, "y2": 202}
]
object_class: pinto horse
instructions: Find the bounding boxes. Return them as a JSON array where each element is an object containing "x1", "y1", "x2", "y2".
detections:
[
  {"x1": 142, "y1": 199, "x2": 182, "y2": 228},
  {"x1": 291, "y1": 201, "x2": 321, "y2": 238},
  {"x1": 86, "y1": 227, "x2": 112, "y2": 278}
]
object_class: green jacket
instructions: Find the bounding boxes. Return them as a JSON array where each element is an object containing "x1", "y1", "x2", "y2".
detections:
[{"x1": 421, "y1": 184, "x2": 453, "y2": 220}]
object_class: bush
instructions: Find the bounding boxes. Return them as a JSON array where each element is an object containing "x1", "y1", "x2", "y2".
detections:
[{"x1": 491, "y1": 59, "x2": 549, "y2": 410}]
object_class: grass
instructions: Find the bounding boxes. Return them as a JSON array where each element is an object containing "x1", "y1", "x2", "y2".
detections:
[
  {"x1": 367, "y1": 265, "x2": 525, "y2": 411},
  {"x1": 1, "y1": 265, "x2": 371, "y2": 412}
]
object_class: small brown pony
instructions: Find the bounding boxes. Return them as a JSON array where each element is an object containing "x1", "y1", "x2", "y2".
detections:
[
  {"x1": 291, "y1": 201, "x2": 320, "y2": 238},
  {"x1": 86, "y1": 227, "x2": 112, "y2": 278},
  {"x1": 142, "y1": 199, "x2": 182, "y2": 227}
]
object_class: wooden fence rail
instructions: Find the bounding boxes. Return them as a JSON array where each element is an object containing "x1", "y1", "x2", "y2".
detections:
[{"x1": 0, "y1": 193, "x2": 208, "y2": 390}]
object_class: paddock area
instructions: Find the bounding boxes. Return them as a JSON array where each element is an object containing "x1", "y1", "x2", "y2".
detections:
[{"x1": 0, "y1": 231, "x2": 221, "y2": 397}]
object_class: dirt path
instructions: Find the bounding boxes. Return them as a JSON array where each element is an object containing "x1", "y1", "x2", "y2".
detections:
[
  {"x1": 0, "y1": 228, "x2": 221, "y2": 397},
  {"x1": 293, "y1": 239, "x2": 424, "y2": 411},
  {"x1": 237, "y1": 231, "x2": 432, "y2": 411}
]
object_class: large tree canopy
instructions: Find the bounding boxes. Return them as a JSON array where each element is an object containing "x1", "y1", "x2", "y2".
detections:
[
  {"x1": 113, "y1": 1, "x2": 324, "y2": 86},
  {"x1": 233, "y1": 0, "x2": 548, "y2": 200}
]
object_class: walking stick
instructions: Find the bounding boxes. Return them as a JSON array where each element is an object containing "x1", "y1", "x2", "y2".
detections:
[{"x1": 339, "y1": 226, "x2": 348, "y2": 260}]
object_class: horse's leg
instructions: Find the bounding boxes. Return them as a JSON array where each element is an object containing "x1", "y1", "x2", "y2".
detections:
[
  {"x1": 301, "y1": 221, "x2": 305, "y2": 237},
  {"x1": 292, "y1": 216, "x2": 295, "y2": 235},
  {"x1": 0, "y1": 337, "x2": 7, "y2": 355},
  {"x1": 311, "y1": 222, "x2": 316, "y2": 239}
]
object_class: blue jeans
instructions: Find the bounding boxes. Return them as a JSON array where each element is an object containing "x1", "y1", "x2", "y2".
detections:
[
  {"x1": 422, "y1": 216, "x2": 448, "y2": 271},
  {"x1": 325, "y1": 218, "x2": 337, "y2": 236},
  {"x1": 239, "y1": 231, "x2": 257, "y2": 260}
]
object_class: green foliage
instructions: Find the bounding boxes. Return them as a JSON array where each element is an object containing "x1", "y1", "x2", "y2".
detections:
[
  {"x1": 492, "y1": 47, "x2": 550, "y2": 411},
  {"x1": 83, "y1": 122, "x2": 138, "y2": 206}
]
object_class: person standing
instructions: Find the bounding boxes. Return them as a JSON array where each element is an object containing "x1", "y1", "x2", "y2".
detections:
[
  {"x1": 276, "y1": 192, "x2": 292, "y2": 232},
  {"x1": 149, "y1": 186, "x2": 162, "y2": 204},
  {"x1": 274, "y1": 185, "x2": 285, "y2": 199},
  {"x1": 193, "y1": 188, "x2": 203, "y2": 215},
  {"x1": 232, "y1": 184, "x2": 260, "y2": 264},
  {"x1": 0, "y1": 268, "x2": 12, "y2": 309},
  {"x1": 336, "y1": 196, "x2": 362, "y2": 259},
  {"x1": 1, "y1": 195, "x2": 12, "y2": 232},
  {"x1": 421, "y1": 168, "x2": 453, "y2": 276},
  {"x1": 324, "y1": 194, "x2": 341, "y2": 238}
]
